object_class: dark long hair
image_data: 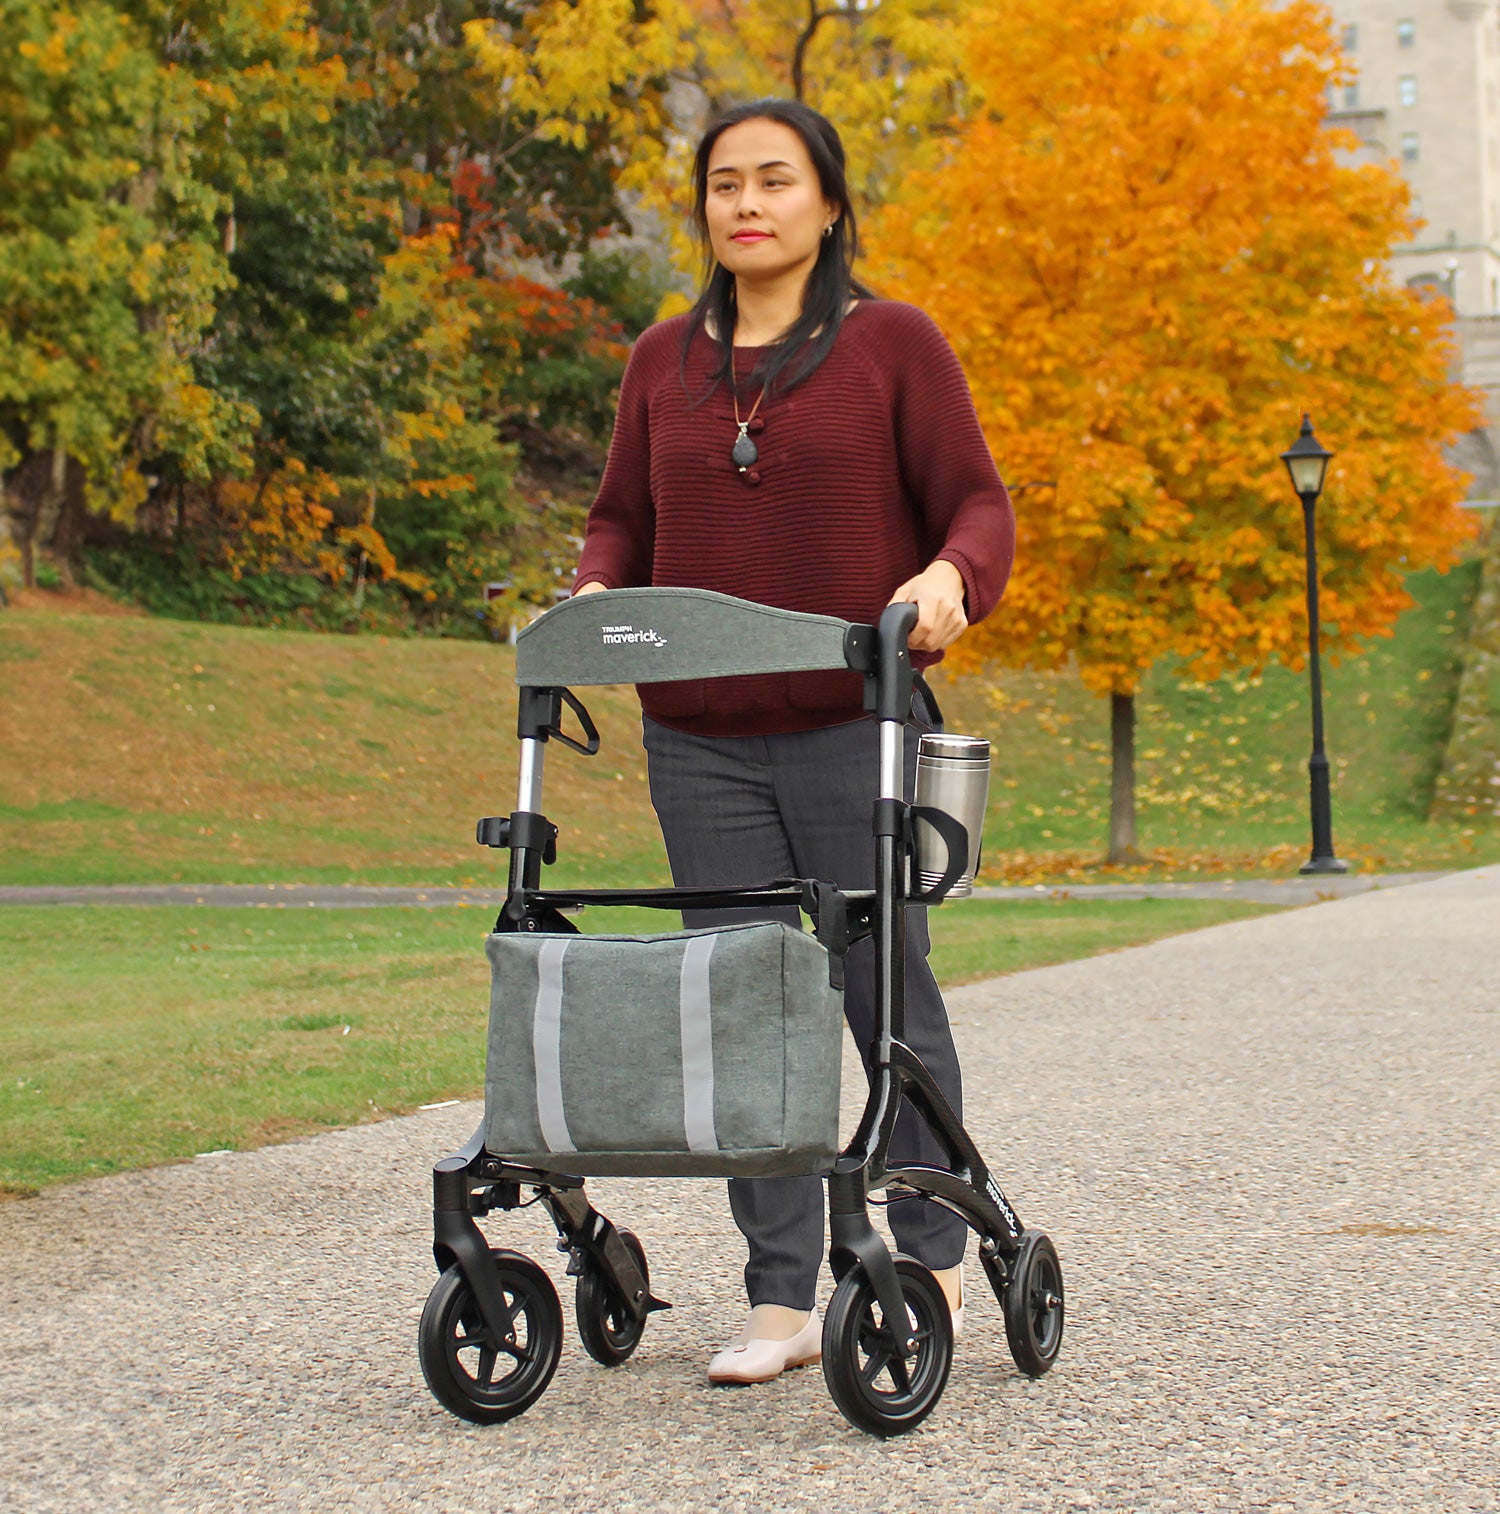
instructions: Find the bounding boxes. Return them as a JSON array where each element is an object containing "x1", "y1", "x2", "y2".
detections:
[{"x1": 684, "y1": 98, "x2": 876, "y2": 397}]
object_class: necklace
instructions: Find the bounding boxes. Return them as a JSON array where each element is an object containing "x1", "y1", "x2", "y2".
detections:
[{"x1": 731, "y1": 383, "x2": 767, "y2": 472}]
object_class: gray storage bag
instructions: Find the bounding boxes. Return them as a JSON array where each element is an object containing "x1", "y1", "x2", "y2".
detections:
[{"x1": 484, "y1": 921, "x2": 843, "y2": 1177}]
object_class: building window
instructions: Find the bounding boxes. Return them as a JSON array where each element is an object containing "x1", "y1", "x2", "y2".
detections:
[
  {"x1": 1397, "y1": 18, "x2": 1415, "y2": 48},
  {"x1": 1402, "y1": 131, "x2": 1420, "y2": 162},
  {"x1": 1342, "y1": 23, "x2": 1358, "y2": 51},
  {"x1": 1399, "y1": 75, "x2": 1418, "y2": 106},
  {"x1": 1343, "y1": 81, "x2": 1361, "y2": 110}
]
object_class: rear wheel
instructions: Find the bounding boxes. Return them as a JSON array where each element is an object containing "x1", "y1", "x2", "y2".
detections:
[
  {"x1": 821, "y1": 1255, "x2": 953, "y2": 1437},
  {"x1": 418, "y1": 1249, "x2": 563, "y2": 1424},
  {"x1": 575, "y1": 1228, "x2": 650, "y2": 1366},
  {"x1": 1003, "y1": 1229, "x2": 1064, "y2": 1377}
]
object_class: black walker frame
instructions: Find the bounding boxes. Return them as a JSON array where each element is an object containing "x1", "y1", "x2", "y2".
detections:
[{"x1": 421, "y1": 590, "x2": 1063, "y2": 1436}]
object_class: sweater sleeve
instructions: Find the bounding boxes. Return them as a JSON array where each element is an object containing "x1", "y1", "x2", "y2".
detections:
[
  {"x1": 573, "y1": 327, "x2": 662, "y2": 591},
  {"x1": 887, "y1": 306, "x2": 1015, "y2": 625}
]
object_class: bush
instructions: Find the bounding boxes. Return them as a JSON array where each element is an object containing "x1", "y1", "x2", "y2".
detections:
[{"x1": 81, "y1": 543, "x2": 418, "y2": 635}]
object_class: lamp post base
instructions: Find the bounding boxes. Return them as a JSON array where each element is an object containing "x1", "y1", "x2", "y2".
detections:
[{"x1": 1299, "y1": 855, "x2": 1350, "y2": 876}]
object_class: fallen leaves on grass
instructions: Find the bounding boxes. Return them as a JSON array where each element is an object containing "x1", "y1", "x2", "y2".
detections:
[{"x1": 978, "y1": 841, "x2": 1401, "y2": 885}]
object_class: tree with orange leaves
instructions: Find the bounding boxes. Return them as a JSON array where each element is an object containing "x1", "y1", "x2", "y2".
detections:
[{"x1": 865, "y1": 0, "x2": 1481, "y2": 861}]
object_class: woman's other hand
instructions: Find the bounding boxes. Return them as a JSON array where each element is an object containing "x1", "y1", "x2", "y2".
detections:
[
  {"x1": 572, "y1": 580, "x2": 608, "y2": 596},
  {"x1": 888, "y1": 561, "x2": 967, "y2": 652}
]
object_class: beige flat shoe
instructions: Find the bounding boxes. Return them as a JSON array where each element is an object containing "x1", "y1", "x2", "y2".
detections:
[{"x1": 707, "y1": 1312, "x2": 823, "y2": 1385}]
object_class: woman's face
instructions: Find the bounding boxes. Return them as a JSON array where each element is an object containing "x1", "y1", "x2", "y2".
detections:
[{"x1": 704, "y1": 117, "x2": 837, "y2": 288}]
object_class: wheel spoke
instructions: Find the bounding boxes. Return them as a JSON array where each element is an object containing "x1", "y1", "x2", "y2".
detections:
[
  {"x1": 858, "y1": 1342, "x2": 892, "y2": 1387},
  {"x1": 461, "y1": 1323, "x2": 534, "y2": 1366},
  {"x1": 498, "y1": 1331, "x2": 534, "y2": 1364},
  {"x1": 886, "y1": 1348, "x2": 913, "y2": 1396},
  {"x1": 476, "y1": 1345, "x2": 499, "y2": 1386}
]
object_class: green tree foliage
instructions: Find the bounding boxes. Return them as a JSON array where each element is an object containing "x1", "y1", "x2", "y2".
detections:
[
  {"x1": 0, "y1": 1, "x2": 241, "y2": 581},
  {"x1": 2, "y1": 0, "x2": 678, "y2": 629}
]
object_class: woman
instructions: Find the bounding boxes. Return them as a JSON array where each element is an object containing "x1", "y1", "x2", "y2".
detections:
[{"x1": 573, "y1": 99, "x2": 1014, "y2": 1385}]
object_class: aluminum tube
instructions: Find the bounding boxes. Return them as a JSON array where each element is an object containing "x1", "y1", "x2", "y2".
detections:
[
  {"x1": 879, "y1": 719, "x2": 902, "y2": 802},
  {"x1": 517, "y1": 737, "x2": 544, "y2": 813}
]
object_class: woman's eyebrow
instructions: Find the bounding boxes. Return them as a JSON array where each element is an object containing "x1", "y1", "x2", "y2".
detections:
[{"x1": 707, "y1": 159, "x2": 798, "y2": 178}]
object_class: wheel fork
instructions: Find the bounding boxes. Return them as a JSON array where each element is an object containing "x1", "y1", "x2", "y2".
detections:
[
  {"x1": 541, "y1": 1185, "x2": 671, "y2": 1324},
  {"x1": 828, "y1": 1169, "x2": 919, "y2": 1357}
]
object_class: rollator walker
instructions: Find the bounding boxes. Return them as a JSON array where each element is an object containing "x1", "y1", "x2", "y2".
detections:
[{"x1": 419, "y1": 587, "x2": 1063, "y2": 1437}]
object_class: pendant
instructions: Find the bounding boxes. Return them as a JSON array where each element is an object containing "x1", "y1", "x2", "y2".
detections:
[{"x1": 731, "y1": 424, "x2": 758, "y2": 470}]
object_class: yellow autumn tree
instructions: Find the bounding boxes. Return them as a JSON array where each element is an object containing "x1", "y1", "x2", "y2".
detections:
[
  {"x1": 680, "y1": 0, "x2": 972, "y2": 202},
  {"x1": 866, "y1": 0, "x2": 1481, "y2": 861},
  {"x1": 461, "y1": 0, "x2": 693, "y2": 199},
  {"x1": 461, "y1": 1, "x2": 978, "y2": 300}
]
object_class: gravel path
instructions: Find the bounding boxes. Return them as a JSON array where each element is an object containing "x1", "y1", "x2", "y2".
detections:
[{"x1": 2, "y1": 868, "x2": 1496, "y2": 1512}]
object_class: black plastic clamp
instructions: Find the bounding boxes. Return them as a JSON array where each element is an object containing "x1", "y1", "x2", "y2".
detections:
[
  {"x1": 476, "y1": 811, "x2": 557, "y2": 865},
  {"x1": 517, "y1": 685, "x2": 601, "y2": 755},
  {"x1": 803, "y1": 879, "x2": 850, "y2": 991},
  {"x1": 873, "y1": 797, "x2": 907, "y2": 840}
]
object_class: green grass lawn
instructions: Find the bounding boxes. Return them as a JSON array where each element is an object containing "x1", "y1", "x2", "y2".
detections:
[
  {"x1": 2, "y1": 561, "x2": 1497, "y2": 886},
  {"x1": 0, "y1": 896, "x2": 1275, "y2": 1193}
]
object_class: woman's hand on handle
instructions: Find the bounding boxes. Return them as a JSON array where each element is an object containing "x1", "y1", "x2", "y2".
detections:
[
  {"x1": 887, "y1": 561, "x2": 967, "y2": 652},
  {"x1": 572, "y1": 580, "x2": 608, "y2": 597}
]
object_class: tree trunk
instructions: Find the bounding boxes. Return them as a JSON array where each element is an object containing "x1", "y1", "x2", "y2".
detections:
[
  {"x1": 791, "y1": 0, "x2": 824, "y2": 101},
  {"x1": 47, "y1": 451, "x2": 85, "y2": 586},
  {"x1": 1108, "y1": 690, "x2": 1141, "y2": 864},
  {"x1": 29, "y1": 447, "x2": 71, "y2": 587}
]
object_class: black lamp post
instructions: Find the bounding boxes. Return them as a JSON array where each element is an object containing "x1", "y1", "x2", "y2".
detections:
[{"x1": 1280, "y1": 415, "x2": 1349, "y2": 875}]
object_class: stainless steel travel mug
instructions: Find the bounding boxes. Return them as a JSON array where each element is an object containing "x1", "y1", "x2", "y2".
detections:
[{"x1": 912, "y1": 733, "x2": 991, "y2": 901}]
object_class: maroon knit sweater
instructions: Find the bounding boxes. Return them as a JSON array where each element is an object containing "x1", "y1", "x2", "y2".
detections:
[{"x1": 574, "y1": 300, "x2": 1015, "y2": 736}]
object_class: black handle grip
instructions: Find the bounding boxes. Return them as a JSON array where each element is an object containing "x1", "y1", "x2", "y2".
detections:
[{"x1": 874, "y1": 602, "x2": 918, "y2": 722}]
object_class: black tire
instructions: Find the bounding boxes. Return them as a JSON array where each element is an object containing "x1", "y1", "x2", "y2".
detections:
[
  {"x1": 418, "y1": 1249, "x2": 563, "y2": 1424},
  {"x1": 1003, "y1": 1229, "x2": 1064, "y2": 1377},
  {"x1": 821, "y1": 1255, "x2": 953, "y2": 1438},
  {"x1": 575, "y1": 1228, "x2": 650, "y2": 1366}
]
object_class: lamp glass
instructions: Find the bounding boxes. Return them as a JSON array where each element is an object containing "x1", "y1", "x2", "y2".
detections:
[{"x1": 1284, "y1": 451, "x2": 1329, "y2": 498}]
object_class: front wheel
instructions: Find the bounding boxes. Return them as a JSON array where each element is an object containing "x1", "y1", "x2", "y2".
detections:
[
  {"x1": 822, "y1": 1255, "x2": 953, "y2": 1437},
  {"x1": 419, "y1": 1249, "x2": 563, "y2": 1424},
  {"x1": 1003, "y1": 1229, "x2": 1064, "y2": 1377}
]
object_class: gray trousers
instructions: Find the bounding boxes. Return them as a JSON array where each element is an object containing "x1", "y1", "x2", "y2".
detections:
[{"x1": 642, "y1": 714, "x2": 970, "y2": 1310}]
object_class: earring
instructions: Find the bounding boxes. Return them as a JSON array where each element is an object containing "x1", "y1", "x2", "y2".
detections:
[{"x1": 823, "y1": 224, "x2": 833, "y2": 238}]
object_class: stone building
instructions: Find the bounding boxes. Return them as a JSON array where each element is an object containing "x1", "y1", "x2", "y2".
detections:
[{"x1": 1325, "y1": 0, "x2": 1500, "y2": 493}]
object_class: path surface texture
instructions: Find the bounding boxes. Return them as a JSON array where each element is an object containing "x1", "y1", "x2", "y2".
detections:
[{"x1": 2, "y1": 868, "x2": 1497, "y2": 1513}]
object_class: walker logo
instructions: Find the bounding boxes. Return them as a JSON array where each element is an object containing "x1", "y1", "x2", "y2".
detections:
[
  {"x1": 985, "y1": 1175, "x2": 1021, "y2": 1236},
  {"x1": 601, "y1": 624, "x2": 668, "y2": 649}
]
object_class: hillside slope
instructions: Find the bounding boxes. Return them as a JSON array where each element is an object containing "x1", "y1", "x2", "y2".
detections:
[{"x1": 2, "y1": 564, "x2": 1495, "y2": 885}]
